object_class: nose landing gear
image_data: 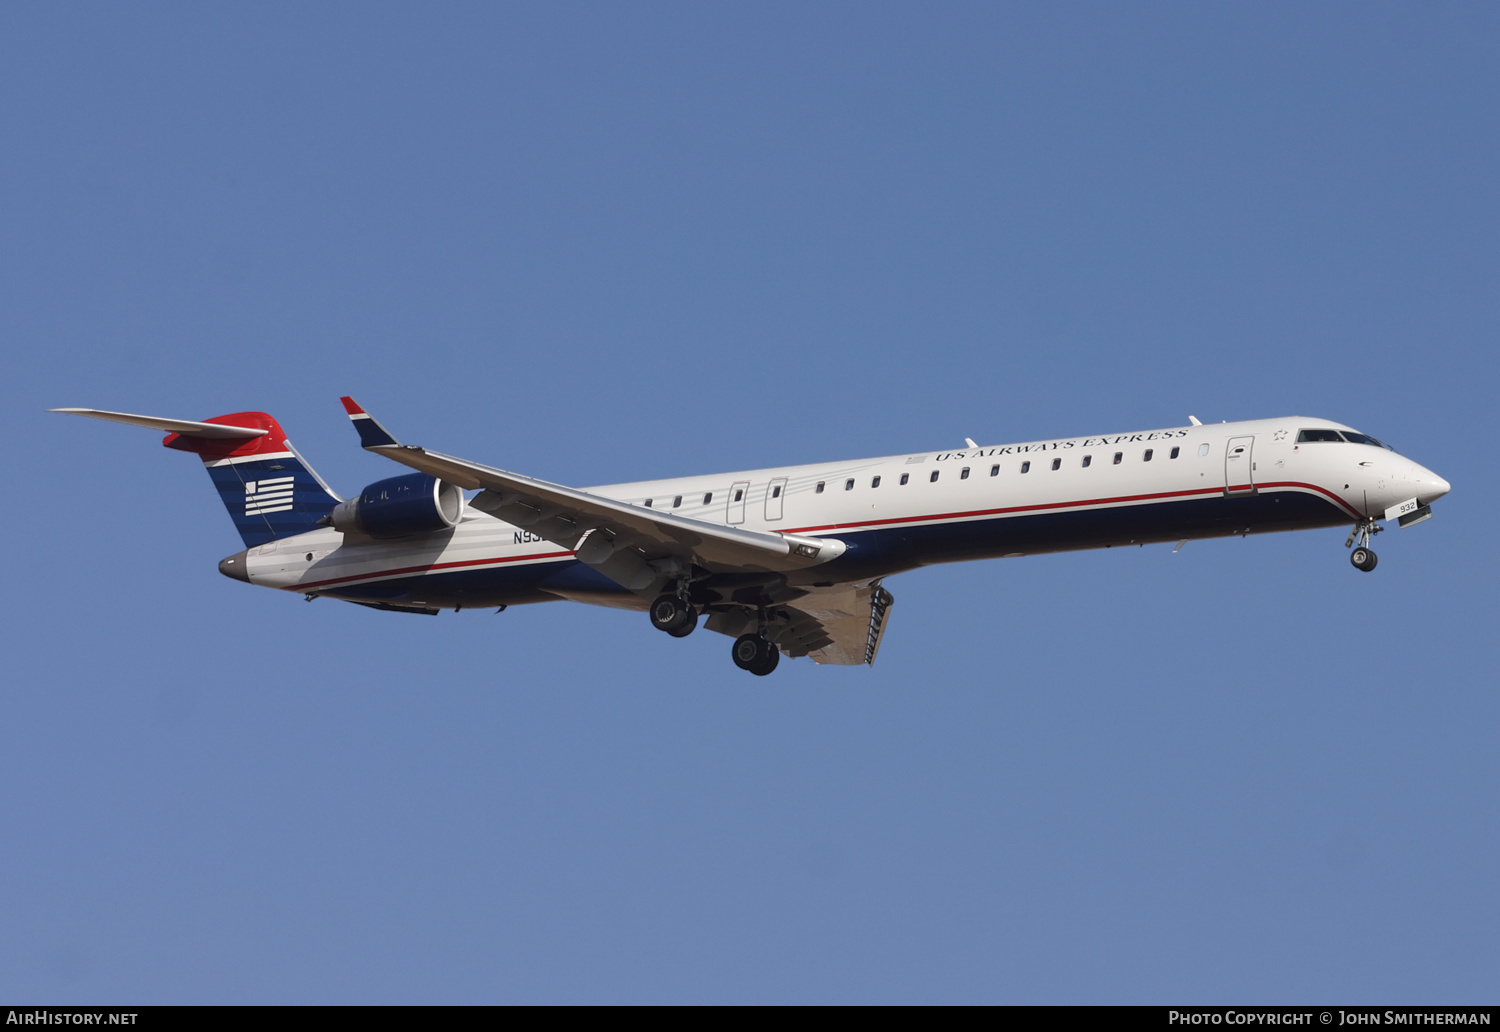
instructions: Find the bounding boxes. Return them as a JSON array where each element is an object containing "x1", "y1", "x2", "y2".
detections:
[{"x1": 1345, "y1": 518, "x2": 1382, "y2": 572}]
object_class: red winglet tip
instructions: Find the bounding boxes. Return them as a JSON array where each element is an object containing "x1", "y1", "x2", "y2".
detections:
[{"x1": 339, "y1": 396, "x2": 365, "y2": 416}]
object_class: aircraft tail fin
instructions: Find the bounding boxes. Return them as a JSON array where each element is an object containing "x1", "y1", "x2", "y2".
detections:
[{"x1": 53, "y1": 407, "x2": 340, "y2": 548}]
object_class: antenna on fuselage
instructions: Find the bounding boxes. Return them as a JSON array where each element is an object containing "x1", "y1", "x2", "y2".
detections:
[
  {"x1": 1188, "y1": 416, "x2": 1202, "y2": 426},
  {"x1": 964, "y1": 438, "x2": 978, "y2": 449}
]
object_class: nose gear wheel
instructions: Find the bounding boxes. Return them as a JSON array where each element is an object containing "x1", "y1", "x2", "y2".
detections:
[{"x1": 1344, "y1": 518, "x2": 1382, "y2": 573}]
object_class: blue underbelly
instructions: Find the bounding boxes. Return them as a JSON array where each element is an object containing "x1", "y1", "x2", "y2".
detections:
[{"x1": 321, "y1": 489, "x2": 1350, "y2": 607}]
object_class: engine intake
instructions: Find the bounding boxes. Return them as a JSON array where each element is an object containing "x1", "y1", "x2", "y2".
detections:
[{"x1": 331, "y1": 473, "x2": 463, "y2": 539}]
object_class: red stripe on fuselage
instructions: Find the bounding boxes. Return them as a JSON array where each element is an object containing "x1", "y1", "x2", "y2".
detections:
[
  {"x1": 782, "y1": 480, "x2": 1360, "y2": 535},
  {"x1": 296, "y1": 481, "x2": 1359, "y2": 591},
  {"x1": 1248, "y1": 481, "x2": 1363, "y2": 517}
]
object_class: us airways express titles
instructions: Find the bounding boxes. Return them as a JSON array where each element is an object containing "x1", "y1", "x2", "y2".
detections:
[{"x1": 54, "y1": 401, "x2": 1450, "y2": 676}]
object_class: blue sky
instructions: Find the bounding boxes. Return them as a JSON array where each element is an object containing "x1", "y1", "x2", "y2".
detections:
[{"x1": 2, "y1": 2, "x2": 1496, "y2": 1003}]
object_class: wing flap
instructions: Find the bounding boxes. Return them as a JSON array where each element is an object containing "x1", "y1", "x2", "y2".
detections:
[{"x1": 738, "y1": 582, "x2": 895, "y2": 666}]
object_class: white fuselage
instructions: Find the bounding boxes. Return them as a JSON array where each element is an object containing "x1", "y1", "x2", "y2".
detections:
[{"x1": 238, "y1": 416, "x2": 1449, "y2": 610}]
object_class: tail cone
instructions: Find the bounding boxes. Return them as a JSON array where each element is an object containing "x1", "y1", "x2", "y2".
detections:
[{"x1": 218, "y1": 550, "x2": 251, "y2": 583}]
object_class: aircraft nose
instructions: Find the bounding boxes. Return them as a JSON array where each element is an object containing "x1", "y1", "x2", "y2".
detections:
[{"x1": 1414, "y1": 468, "x2": 1450, "y2": 505}]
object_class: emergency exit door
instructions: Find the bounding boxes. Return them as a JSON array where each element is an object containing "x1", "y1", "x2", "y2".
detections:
[
  {"x1": 765, "y1": 478, "x2": 788, "y2": 521},
  {"x1": 727, "y1": 481, "x2": 749, "y2": 524}
]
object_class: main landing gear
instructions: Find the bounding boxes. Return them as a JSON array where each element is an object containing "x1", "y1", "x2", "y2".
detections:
[
  {"x1": 731, "y1": 633, "x2": 780, "y2": 676},
  {"x1": 1345, "y1": 517, "x2": 1381, "y2": 572},
  {"x1": 649, "y1": 593, "x2": 698, "y2": 637},
  {"x1": 650, "y1": 589, "x2": 782, "y2": 675}
]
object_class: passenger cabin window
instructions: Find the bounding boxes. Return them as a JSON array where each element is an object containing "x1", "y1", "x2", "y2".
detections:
[
  {"x1": 771, "y1": 486, "x2": 781, "y2": 498},
  {"x1": 845, "y1": 479, "x2": 855, "y2": 491},
  {"x1": 929, "y1": 470, "x2": 940, "y2": 483},
  {"x1": 673, "y1": 495, "x2": 682, "y2": 508},
  {"x1": 1170, "y1": 447, "x2": 1180, "y2": 459},
  {"x1": 900, "y1": 473, "x2": 910, "y2": 485},
  {"x1": 990, "y1": 464, "x2": 999, "y2": 476},
  {"x1": 1082, "y1": 455, "x2": 1092, "y2": 468},
  {"x1": 1297, "y1": 429, "x2": 1344, "y2": 443},
  {"x1": 644, "y1": 499, "x2": 653, "y2": 507},
  {"x1": 871, "y1": 476, "x2": 881, "y2": 488},
  {"x1": 703, "y1": 492, "x2": 713, "y2": 505},
  {"x1": 1143, "y1": 449, "x2": 1153, "y2": 461},
  {"x1": 1021, "y1": 461, "x2": 1030, "y2": 473},
  {"x1": 733, "y1": 489, "x2": 743, "y2": 502},
  {"x1": 1051, "y1": 458, "x2": 1061, "y2": 470},
  {"x1": 960, "y1": 467, "x2": 970, "y2": 479},
  {"x1": 1113, "y1": 452, "x2": 1122, "y2": 465},
  {"x1": 1198, "y1": 443, "x2": 1210, "y2": 456},
  {"x1": 815, "y1": 482, "x2": 825, "y2": 494}
]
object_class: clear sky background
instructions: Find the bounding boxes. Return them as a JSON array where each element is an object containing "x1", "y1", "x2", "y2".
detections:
[{"x1": 2, "y1": 2, "x2": 1496, "y2": 1004}]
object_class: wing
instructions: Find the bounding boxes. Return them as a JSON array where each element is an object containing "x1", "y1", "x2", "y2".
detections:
[
  {"x1": 703, "y1": 582, "x2": 895, "y2": 666},
  {"x1": 338, "y1": 397, "x2": 846, "y2": 589}
]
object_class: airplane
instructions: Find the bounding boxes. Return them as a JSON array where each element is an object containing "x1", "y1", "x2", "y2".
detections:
[{"x1": 52, "y1": 400, "x2": 1451, "y2": 675}]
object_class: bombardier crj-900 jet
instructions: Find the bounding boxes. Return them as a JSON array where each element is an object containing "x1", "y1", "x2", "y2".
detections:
[{"x1": 55, "y1": 400, "x2": 1450, "y2": 675}]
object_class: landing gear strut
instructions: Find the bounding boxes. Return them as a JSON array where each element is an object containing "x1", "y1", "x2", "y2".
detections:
[
  {"x1": 1345, "y1": 518, "x2": 1381, "y2": 572},
  {"x1": 731, "y1": 633, "x2": 780, "y2": 676},
  {"x1": 649, "y1": 593, "x2": 697, "y2": 636}
]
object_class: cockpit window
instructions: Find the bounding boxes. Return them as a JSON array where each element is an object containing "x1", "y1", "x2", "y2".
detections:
[
  {"x1": 1297, "y1": 427, "x2": 1391, "y2": 448},
  {"x1": 1340, "y1": 431, "x2": 1390, "y2": 449}
]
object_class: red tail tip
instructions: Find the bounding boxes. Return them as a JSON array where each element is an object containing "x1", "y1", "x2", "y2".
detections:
[{"x1": 339, "y1": 396, "x2": 366, "y2": 416}]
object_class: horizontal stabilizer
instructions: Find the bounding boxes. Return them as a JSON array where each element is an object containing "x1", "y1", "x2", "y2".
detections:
[
  {"x1": 55, "y1": 405, "x2": 339, "y2": 548},
  {"x1": 51, "y1": 408, "x2": 269, "y2": 439}
]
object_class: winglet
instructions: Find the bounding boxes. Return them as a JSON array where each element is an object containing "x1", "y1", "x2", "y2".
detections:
[{"x1": 339, "y1": 396, "x2": 400, "y2": 449}]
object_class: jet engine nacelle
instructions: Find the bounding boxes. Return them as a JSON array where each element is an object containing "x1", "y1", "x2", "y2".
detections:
[{"x1": 331, "y1": 473, "x2": 463, "y2": 539}]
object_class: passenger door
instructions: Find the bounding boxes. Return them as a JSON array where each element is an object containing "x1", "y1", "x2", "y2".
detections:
[{"x1": 1224, "y1": 436, "x2": 1256, "y2": 495}]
